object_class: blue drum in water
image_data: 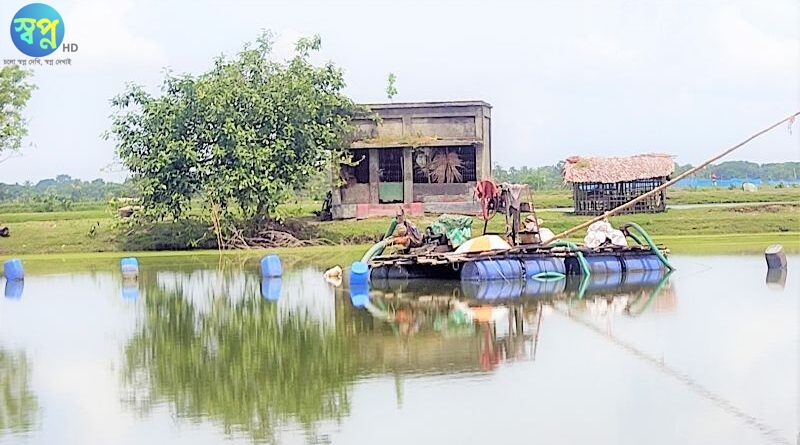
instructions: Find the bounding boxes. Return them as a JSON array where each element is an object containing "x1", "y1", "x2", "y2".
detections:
[
  {"x1": 350, "y1": 261, "x2": 369, "y2": 286},
  {"x1": 623, "y1": 255, "x2": 663, "y2": 272},
  {"x1": 3, "y1": 258, "x2": 24, "y2": 280},
  {"x1": 260, "y1": 255, "x2": 282, "y2": 277},
  {"x1": 461, "y1": 259, "x2": 524, "y2": 281},
  {"x1": 523, "y1": 257, "x2": 566, "y2": 278},
  {"x1": 120, "y1": 257, "x2": 139, "y2": 277}
]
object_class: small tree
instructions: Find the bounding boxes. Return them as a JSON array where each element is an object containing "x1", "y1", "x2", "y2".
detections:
[
  {"x1": 386, "y1": 72, "x2": 397, "y2": 101},
  {"x1": 0, "y1": 66, "x2": 36, "y2": 162},
  {"x1": 106, "y1": 31, "x2": 362, "y2": 227}
]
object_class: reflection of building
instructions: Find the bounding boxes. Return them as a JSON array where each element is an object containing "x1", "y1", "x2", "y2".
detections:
[
  {"x1": 563, "y1": 154, "x2": 675, "y2": 215},
  {"x1": 332, "y1": 101, "x2": 492, "y2": 219}
]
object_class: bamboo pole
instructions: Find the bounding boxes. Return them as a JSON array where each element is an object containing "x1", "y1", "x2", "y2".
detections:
[{"x1": 543, "y1": 111, "x2": 800, "y2": 245}]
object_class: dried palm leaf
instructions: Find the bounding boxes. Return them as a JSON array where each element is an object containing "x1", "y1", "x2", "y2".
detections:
[{"x1": 427, "y1": 151, "x2": 464, "y2": 183}]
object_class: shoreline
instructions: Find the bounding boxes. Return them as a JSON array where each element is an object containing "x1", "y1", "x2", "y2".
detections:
[{"x1": 7, "y1": 232, "x2": 798, "y2": 263}]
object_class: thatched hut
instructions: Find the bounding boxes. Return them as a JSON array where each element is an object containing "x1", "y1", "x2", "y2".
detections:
[{"x1": 563, "y1": 154, "x2": 675, "y2": 215}]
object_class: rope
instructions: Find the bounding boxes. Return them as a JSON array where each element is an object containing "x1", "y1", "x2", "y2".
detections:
[{"x1": 543, "y1": 111, "x2": 800, "y2": 245}]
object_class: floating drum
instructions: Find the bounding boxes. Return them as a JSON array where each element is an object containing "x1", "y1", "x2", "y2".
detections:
[
  {"x1": 120, "y1": 257, "x2": 139, "y2": 278},
  {"x1": 523, "y1": 257, "x2": 565, "y2": 278},
  {"x1": 461, "y1": 259, "x2": 523, "y2": 281},
  {"x1": 765, "y1": 244, "x2": 787, "y2": 270},
  {"x1": 349, "y1": 261, "x2": 369, "y2": 286},
  {"x1": 623, "y1": 255, "x2": 663, "y2": 272},
  {"x1": 4, "y1": 280, "x2": 23, "y2": 299},
  {"x1": 261, "y1": 278, "x2": 282, "y2": 301},
  {"x1": 260, "y1": 255, "x2": 283, "y2": 277},
  {"x1": 583, "y1": 256, "x2": 623, "y2": 275},
  {"x1": 3, "y1": 258, "x2": 24, "y2": 280}
]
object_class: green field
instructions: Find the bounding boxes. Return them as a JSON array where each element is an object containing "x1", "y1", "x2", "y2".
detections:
[{"x1": 1, "y1": 188, "x2": 798, "y2": 256}]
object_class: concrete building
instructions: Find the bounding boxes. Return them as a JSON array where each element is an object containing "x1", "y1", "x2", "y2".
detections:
[{"x1": 331, "y1": 101, "x2": 492, "y2": 220}]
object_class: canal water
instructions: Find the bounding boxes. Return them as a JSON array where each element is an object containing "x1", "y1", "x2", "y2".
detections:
[{"x1": 0, "y1": 253, "x2": 796, "y2": 445}]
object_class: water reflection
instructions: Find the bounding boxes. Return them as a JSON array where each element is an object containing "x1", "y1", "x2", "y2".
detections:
[
  {"x1": 349, "y1": 271, "x2": 677, "y2": 375},
  {"x1": 122, "y1": 267, "x2": 356, "y2": 444},
  {"x1": 3, "y1": 281, "x2": 23, "y2": 299},
  {"x1": 765, "y1": 268, "x2": 787, "y2": 290},
  {"x1": 0, "y1": 348, "x2": 38, "y2": 436}
]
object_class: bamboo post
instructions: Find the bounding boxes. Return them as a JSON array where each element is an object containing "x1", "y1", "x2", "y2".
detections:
[{"x1": 543, "y1": 111, "x2": 800, "y2": 245}]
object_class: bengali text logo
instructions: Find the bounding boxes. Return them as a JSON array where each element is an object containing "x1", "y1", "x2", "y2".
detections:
[{"x1": 10, "y1": 3, "x2": 64, "y2": 57}]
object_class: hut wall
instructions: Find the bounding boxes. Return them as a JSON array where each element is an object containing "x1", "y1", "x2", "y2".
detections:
[{"x1": 572, "y1": 177, "x2": 667, "y2": 215}]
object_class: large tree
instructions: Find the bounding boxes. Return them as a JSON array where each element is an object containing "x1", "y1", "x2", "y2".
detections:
[
  {"x1": 106, "y1": 31, "x2": 362, "y2": 222},
  {"x1": 0, "y1": 66, "x2": 36, "y2": 161}
]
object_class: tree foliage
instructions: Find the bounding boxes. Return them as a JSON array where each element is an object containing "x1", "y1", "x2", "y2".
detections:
[
  {"x1": 106, "y1": 31, "x2": 362, "y2": 222},
  {"x1": 0, "y1": 66, "x2": 36, "y2": 159},
  {"x1": 122, "y1": 269, "x2": 358, "y2": 443},
  {"x1": 0, "y1": 174, "x2": 136, "y2": 206},
  {"x1": 386, "y1": 72, "x2": 397, "y2": 101},
  {"x1": 0, "y1": 349, "x2": 39, "y2": 435}
]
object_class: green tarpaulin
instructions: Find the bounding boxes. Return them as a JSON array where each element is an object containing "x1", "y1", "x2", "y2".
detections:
[{"x1": 428, "y1": 214, "x2": 473, "y2": 248}]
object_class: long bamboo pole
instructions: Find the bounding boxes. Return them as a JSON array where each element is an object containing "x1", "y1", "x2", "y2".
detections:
[{"x1": 543, "y1": 111, "x2": 800, "y2": 245}]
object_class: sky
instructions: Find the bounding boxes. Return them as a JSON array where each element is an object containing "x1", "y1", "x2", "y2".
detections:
[{"x1": 0, "y1": 0, "x2": 798, "y2": 184}]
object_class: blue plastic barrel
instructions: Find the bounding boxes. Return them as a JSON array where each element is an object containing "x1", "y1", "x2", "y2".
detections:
[
  {"x1": 583, "y1": 256, "x2": 623, "y2": 274},
  {"x1": 623, "y1": 255, "x2": 663, "y2": 272},
  {"x1": 523, "y1": 257, "x2": 566, "y2": 278},
  {"x1": 350, "y1": 282, "x2": 370, "y2": 308},
  {"x1": 120, "y1": 257, "x2": 139, "y2": 277},
  {"x1": 350, "y1": 261, "x2": 369, "y2": 286},
  {"x1": 4, "y1": 279, "x2": 24, "y2": 299},
  {"x1": 462, "y1": 279, "x2": 525, "y2": 300},
  {"x1": 370, "y1": 266, "x2": 388, "y2": 281},
  {"x1": 461, "y1": 259, "x2": 524, "y2": 281},
  {"x1": 260, "y1": 255, "x2": 282, "y2": 277},
  {"x1": 261, "y1": 278, "x2": 282, "y2": 301},
  {"x1": 3, "y1": 258, "x2": 24, "y2": 280}
]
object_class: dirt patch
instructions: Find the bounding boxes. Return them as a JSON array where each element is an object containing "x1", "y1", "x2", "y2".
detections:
[{"x1": 729, "y1": 204, "x2": 800, "y2": 213}]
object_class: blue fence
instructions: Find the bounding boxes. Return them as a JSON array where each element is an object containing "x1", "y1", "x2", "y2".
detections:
[{"x1": 673, "y1": 178, "x2": 800, "y2": 188}]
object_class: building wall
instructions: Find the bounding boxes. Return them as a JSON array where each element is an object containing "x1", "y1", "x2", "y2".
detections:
[{"x1": 332, "y1": 101, "x2": 492, "y2": 219}]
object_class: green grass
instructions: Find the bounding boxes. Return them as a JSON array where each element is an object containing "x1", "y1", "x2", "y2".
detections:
[{"x1": 2, "y1": 200, "x2": 798, "y2": 256}]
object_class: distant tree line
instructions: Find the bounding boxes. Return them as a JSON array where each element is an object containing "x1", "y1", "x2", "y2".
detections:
[
  {"x1": 0, "y1": 174, "x2": 137, "y2": 209},
  {"x1": 673, "y1": 161, "x2": 800, "y2": 181},
  {"x1": 493, "y1": 160, "x2": 800, "y2": 190}
]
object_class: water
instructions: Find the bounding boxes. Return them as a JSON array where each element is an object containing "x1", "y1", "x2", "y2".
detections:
[{"x1": 0, "y1": 254, "x2": 797, "y2": 445}]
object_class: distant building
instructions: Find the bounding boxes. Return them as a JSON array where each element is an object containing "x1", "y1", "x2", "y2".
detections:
[
  {"x1": 563, "y1": 153, "x2": 675, "y2": 215},
  {"x1": 330, "y1": 101, "x2": 492, "y2": 220}
]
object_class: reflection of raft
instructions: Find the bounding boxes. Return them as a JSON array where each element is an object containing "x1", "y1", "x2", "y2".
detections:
[{"x1": 370, "y1": 269, "x2": 672, "y2": 303}]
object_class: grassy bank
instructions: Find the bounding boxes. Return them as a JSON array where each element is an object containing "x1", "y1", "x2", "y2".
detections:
[
  {"x1": 1, "y1": 202, "x2": 798, "y2": 256},
  {"x1": 1, "y1": 186, "x2": 798, "y2": 256}
]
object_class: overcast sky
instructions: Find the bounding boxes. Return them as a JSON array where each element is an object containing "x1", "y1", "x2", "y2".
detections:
[{"x1": 1, "y1": 0, "x2": 798, "y2": 184}]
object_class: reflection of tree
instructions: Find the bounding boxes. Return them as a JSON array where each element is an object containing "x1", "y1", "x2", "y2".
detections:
[
  {"x1": 0, "y1": 349, "x2": 38, "y2": 435},
  {"x1": 122, "y1": 273, "x2": 358, "y2": 444}
]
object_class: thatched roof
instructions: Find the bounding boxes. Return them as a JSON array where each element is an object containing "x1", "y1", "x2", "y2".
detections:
[{"x1": 562, "y1": 153, "x2": 675, "y2": 183}]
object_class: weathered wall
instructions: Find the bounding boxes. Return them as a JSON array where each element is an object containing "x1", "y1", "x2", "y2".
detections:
[{"x1": 333, "y1": 101, "x2": 492, "y2": 219}]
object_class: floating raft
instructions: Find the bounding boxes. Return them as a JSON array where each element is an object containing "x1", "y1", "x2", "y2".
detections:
[{"x1": 369, "y1": 243, "x2": 671, "y2": 282}]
